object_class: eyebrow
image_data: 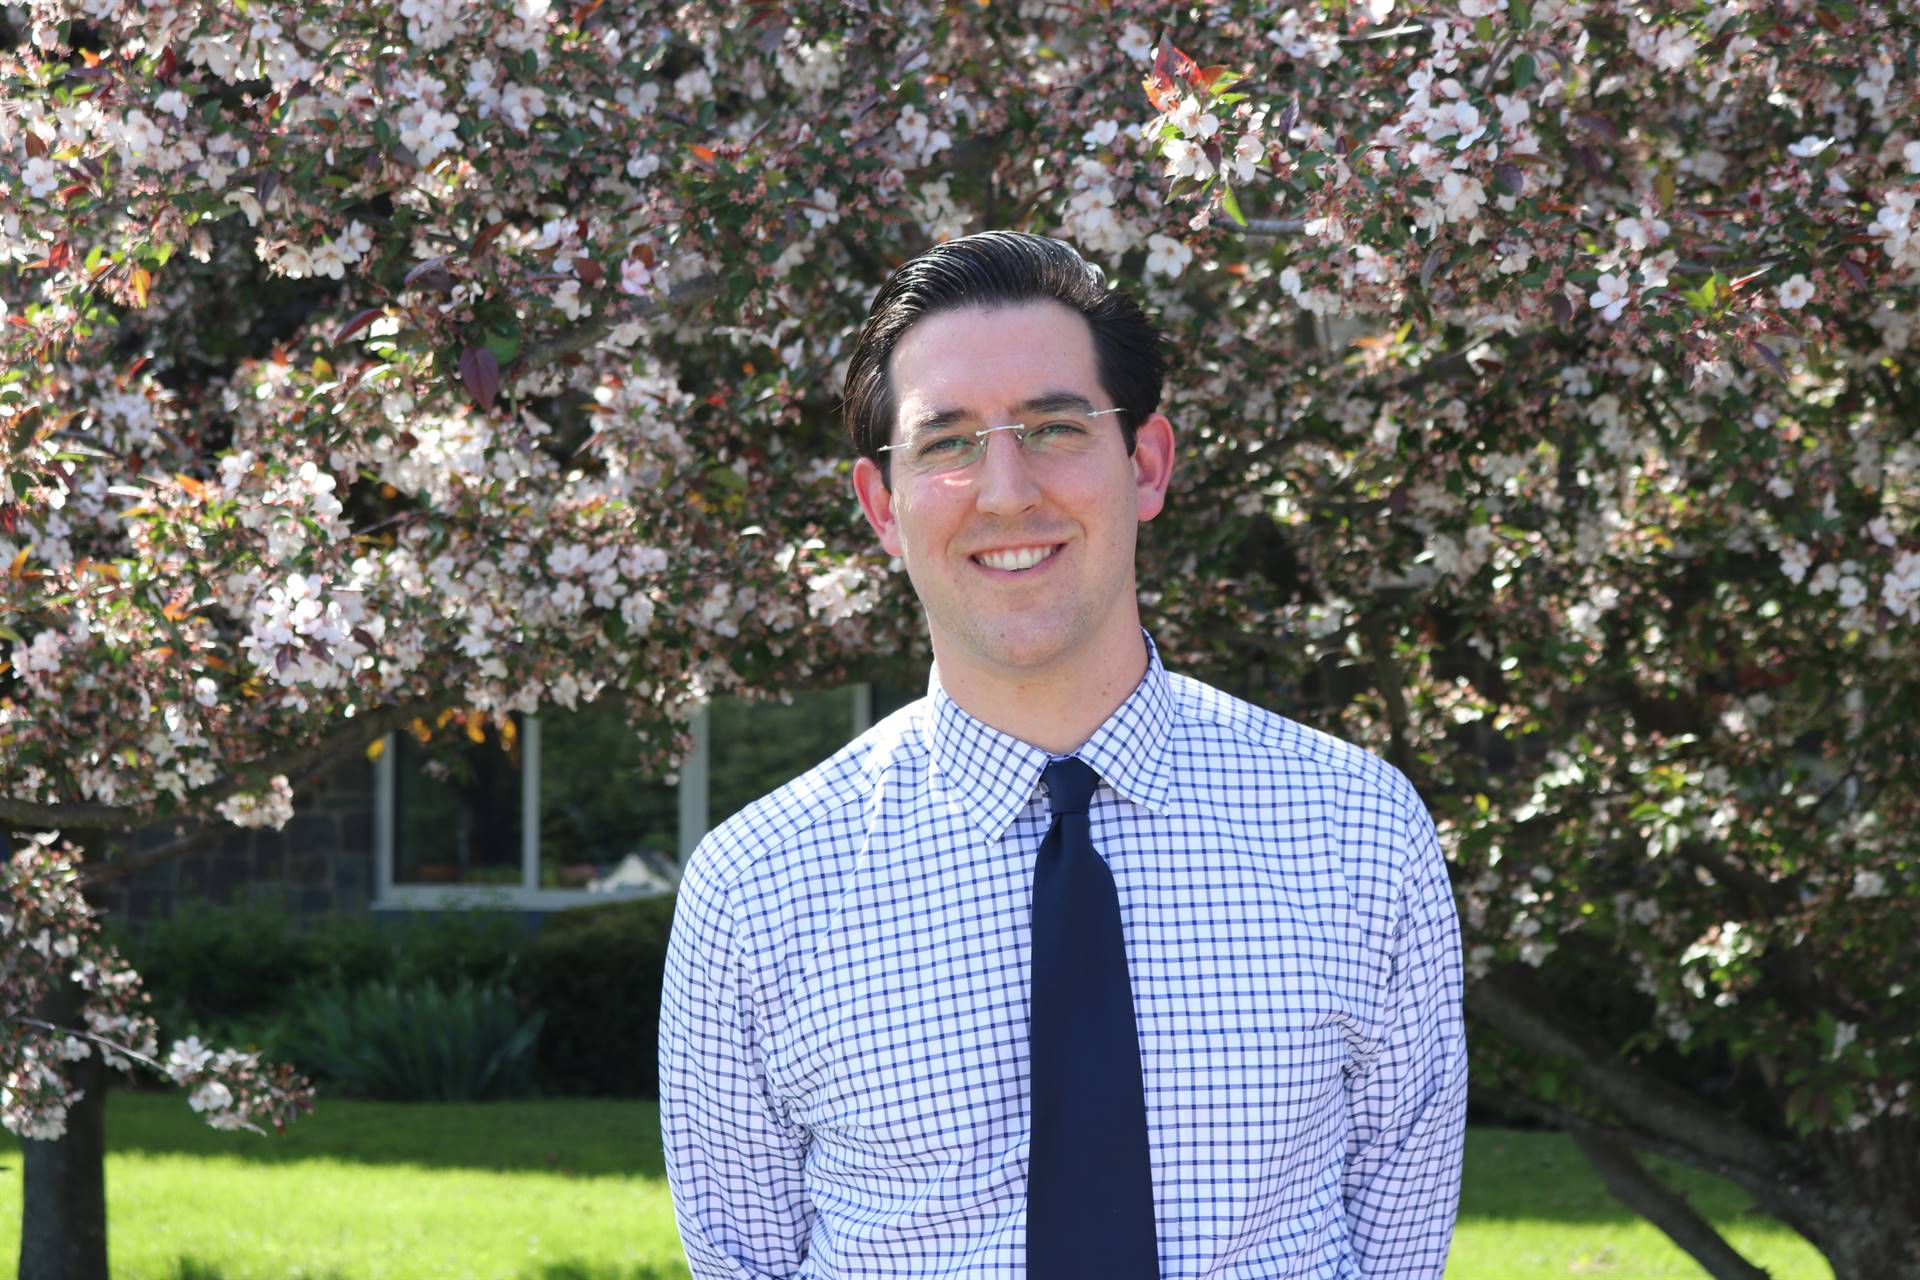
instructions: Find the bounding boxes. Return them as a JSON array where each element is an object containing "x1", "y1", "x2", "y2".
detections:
[{"x1": 900, "y1": 392, "x2": 1104, "y2": 440}]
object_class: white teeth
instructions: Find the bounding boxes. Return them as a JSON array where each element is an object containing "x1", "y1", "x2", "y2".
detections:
[{"x1": 977, "y1": 546, "x2": 1055, "y2": 572}]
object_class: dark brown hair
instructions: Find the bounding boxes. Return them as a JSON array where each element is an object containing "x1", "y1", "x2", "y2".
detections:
[{"x1": 842, "y1": 231, "x2": 1167, "y2": 485}]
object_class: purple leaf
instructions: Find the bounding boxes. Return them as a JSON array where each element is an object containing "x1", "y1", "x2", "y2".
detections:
[
  {"x1": 404, "y1": 256, "x2": 452, "y2": 291},
  {"x1": 1574, "y1": 113, "x2": 1618, "y2": 145},
  {"x1": 460, "y1": 345, "x2": 501, "y2": 410},
  {"x1": 331, "y1": 308, "x2": 384, "y2": 345}
]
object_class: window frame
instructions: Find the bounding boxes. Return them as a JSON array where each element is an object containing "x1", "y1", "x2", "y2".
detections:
[{"x1": 372, "y1": 686, "x2": 873, "y2": 910}]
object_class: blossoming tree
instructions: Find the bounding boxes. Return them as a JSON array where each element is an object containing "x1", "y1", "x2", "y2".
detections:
[{"x1": 4, "y1": 0, "x2": 1917, "y2": 1277}]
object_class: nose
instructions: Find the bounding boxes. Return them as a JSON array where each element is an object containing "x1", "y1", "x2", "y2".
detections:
[{"x1": 972, "y1": 430, "x2": 1041, "y2": 516}]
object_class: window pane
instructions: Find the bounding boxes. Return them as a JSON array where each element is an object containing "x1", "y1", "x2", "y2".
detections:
[
  {"x1": 709, "y1": 689, "x2": 855, "y2": 825},
  {"x1": 393, "y1": 725, "x2": 523, "y2": 886},
  {"x1": 538, "y1": 702, "x2": 680, "y2": 889}
]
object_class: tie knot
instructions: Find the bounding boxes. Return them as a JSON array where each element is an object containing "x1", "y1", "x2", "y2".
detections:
[{"x1": 1042, "y1": 757, "x2": 1099, "y2": 817}]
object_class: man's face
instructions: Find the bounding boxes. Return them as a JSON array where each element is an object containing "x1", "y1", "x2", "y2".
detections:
[{"x1": 851, "y1": 300, "x2": 1175, "y2": 685}]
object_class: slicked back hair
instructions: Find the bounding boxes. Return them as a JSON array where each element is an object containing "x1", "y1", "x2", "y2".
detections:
[{"x1": 843, "y1": 231, "x2": 1167, "y2": 486}]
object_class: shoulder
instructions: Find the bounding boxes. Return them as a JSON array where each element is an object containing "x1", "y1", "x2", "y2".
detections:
[
  {"x1": 1165, "y1": 670, "x2": 1426, "y2": 820},
  {"x1": 680, "y1": 697, "x2": 927, "y2": 904}
]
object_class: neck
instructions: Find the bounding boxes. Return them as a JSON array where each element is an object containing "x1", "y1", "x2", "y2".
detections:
[{"x1": 931, "y1": 620, "x2": 1149, "y2": 755}]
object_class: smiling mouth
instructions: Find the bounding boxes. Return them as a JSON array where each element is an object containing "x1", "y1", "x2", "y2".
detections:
[{"x1": 973, "y1": 544, "x2": 1062, "y2": 572}]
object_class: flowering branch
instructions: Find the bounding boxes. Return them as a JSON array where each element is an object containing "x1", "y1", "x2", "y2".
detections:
[
  {"x1": 0, "y1": 702, "x2": 425, "y2": 832},
  {"x1": 6, "y1": 1016, "x2": 167, "y2": 1076}
]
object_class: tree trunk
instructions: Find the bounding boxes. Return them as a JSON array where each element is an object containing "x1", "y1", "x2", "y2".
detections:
[
  {"x1": 1796, "y1": 1192, "x2": 1920, "y2": 1280},
  {"x1": 18, "y1": 980, "x2": 111, "y2": 1280}
]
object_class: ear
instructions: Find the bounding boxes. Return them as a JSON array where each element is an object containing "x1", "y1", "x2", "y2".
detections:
[
  {"x1": 852, "y1": 456, "x2": 905, "y2": 557},
  {"x1": 1131, "y1": 412, "x2": 1176, "y2": 522}
]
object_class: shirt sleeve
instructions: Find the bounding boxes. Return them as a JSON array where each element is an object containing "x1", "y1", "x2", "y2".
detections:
[
  {"x1": 1341, "y1": 791, "x2": 1468, "y2": 1277},
  {"x1": 659, "y1": 851, "x2": 814, "y2": 1279}
]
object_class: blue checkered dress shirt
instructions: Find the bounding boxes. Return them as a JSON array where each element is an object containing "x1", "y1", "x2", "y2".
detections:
[{"x1": 660, "y1": 634, "x2": 1467, "y2": 1278}]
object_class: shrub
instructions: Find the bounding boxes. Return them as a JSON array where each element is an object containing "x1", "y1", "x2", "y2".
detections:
[
  {"x1": 117, "y1": 897, "x2": 310, "y2": 1034},
  {"x1": 521, "y1": 895, "x2": 679, "y2": 1098},
  {"x1": 280, "y1": 979, "x2": 543, "y2": 1102},
  {"x1": 119, "y1": 903, "x2": 530, "y2": 1053},
  {"x1": 381, "y1": 912, "x2": 527, "y2": 990}
]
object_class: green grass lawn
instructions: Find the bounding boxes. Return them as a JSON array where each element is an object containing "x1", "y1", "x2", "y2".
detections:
[{"x1": 0, "y1": 1094, "x2": 1830, "y2": 1279}]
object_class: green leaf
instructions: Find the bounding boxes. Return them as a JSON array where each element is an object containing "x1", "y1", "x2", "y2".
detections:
[
  {"x1": 1511, "y1": 53, "x2": 1536, "y2": 88},
  {"x1": 484, "y1": 329, "x2": 522, "y2": 364},
  {"x1": 1219, "y1": 182, "x2": 1248, "y2": 228}
]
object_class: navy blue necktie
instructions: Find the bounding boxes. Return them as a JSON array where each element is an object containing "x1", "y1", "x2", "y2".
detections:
[{"x1": 1027, "y1": 757, "x2": 1159, "y2": 1278}]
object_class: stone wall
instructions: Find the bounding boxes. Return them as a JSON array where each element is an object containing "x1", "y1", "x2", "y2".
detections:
[{"x1": 90, "y1": 757, "x2": 375, "y2": 929}]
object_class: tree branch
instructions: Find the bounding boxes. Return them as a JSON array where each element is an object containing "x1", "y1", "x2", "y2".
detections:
[
  {"x1": 5, "y1": 1016, "x2": 168, "y2": 1076},
  {"x1": 1568, "y1": 1125, "x2": 1774, "y2": 1280},
  {"x1": 1672, "y1": 840, "x2": 1797, "y2": 916},
  {"x1": 78, "y1": 732, "x2": 375, "y2": 888},
  {"x1": 1340, "y1": 22, "x2": 1428, "y2": 43},
  {"x1": 77, "y1": 822, "x2": 220, "y2": 889},
  {"x1": 1468, "y1": 1085, "x2": 1773, "y2": 1196},
  {"x1": 1234, "y1": 217, "x2": 1306, "y2": 238},
  {"x1": 1362, "y1": 613, "x2": 1412, "y2": 772},
  {"x1": 518, "y1": 272, "x2": 720, "y2": 371},
  {"x1": 1477, "y1": 31, "x2": 1522, "y2": 93},
  {"x1": 1388, "y1": 328, "x2": 1558, "y2": 393},
  {"x1": 1466, "y1": 968, "x2": 1791, "y2": 1183},
  {"x1": 1, "y1": 702, "x2": 425, "y2": 833}
]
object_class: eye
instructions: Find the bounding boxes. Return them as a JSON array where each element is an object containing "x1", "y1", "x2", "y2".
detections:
[
  {"x1": 1029, "y1": 420, "x2": 1087, "y2": 442},
  {"x1": 915, "y1": 435, "x2": 969, "y2": 459}
]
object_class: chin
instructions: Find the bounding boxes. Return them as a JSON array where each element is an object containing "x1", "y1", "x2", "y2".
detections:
[{"x1": 961, "y1": 618, "x2": 1083, "y2": 675}]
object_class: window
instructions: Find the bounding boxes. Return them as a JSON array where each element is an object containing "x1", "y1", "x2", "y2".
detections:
[{"x1": 373, "y1": 686, "x2": 881, "y2": 909}]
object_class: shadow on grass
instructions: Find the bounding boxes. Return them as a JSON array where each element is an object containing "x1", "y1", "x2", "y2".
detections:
[
  {"x1": 1460, "y1": 1128, "x2": 1783, "y2": 1228},
  {"x1": 0, "y1": 1091, "x2": 672, "y2": 1180},
  {"x1": 166, "y1": 1257, "x2": 351, "y2": 1280},
  {"x1": 526, "y1": 1263, "x2": 687, "y2": 1280},
  {"x1": 161, "y1": 1260, "x2": 685, "y2": 1280}
]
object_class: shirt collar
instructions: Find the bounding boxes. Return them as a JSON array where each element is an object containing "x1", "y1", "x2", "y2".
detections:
[{"x1": 924, "y1": 630, "x2": 1176, "y2": 841}]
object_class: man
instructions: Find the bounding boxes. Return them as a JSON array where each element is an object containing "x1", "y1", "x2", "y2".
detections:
[{"x1": 660, "y1": 231, "x2": 1466, "y2": 1278}]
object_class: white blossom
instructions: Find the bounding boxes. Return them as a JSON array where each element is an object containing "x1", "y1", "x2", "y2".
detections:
[
  {"x1": 1163, "y1": 138, "x2": 1214, "y2": 183},
  {"x1": 1590, "y1": 273, "x2": 1632, "y2": 322},
  {"x1": 1435, "y1": 172, "x2": 1485, "y2": 223},
  {"x1": 1144, "y1": 234, "x2": 1193, "y2": 279},
  {"x1": 804, "y1": 187, "x2": 840, "y2": 230},
  {"x1": 620, "y1": 258, "x2": 657, "y2": 297},
  {"x1": 1851, "y1": 870, "x2": 1887, "y2": 899},
  {"x1": 189, "y1": 1080, "x2": 234, "y2": 1113}
]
